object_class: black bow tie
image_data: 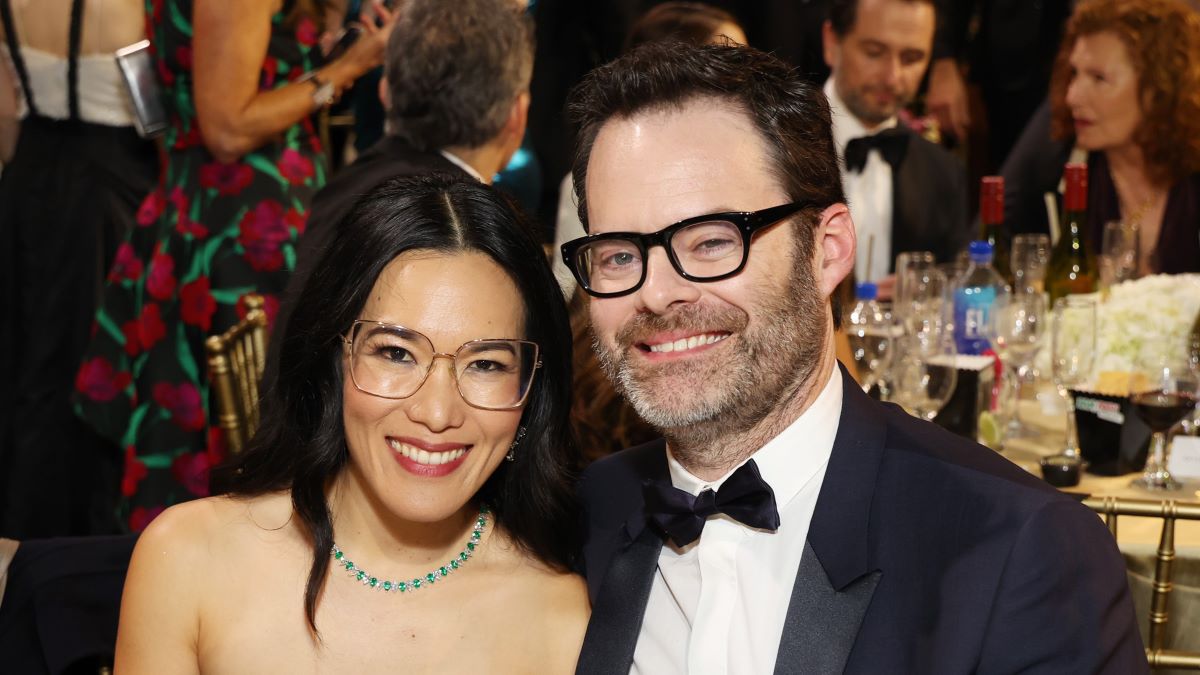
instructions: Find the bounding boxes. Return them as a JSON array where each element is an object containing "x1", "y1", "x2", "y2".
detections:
[
  {"x1": 843, "y1": 128, "x2": 909, "y2": 173},
  {"x1": 642, "y1": 459, "x2": 781, "y2": 547}
]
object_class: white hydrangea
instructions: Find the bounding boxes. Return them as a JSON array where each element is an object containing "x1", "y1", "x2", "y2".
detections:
[{"x1": 1039, "y1": 274, "x2": 1200, "y2": 384}]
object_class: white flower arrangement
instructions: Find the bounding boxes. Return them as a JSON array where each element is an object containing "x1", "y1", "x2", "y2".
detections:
[{"x1": 1041, "y1": 274, "x2": 1200, "y2": 386}]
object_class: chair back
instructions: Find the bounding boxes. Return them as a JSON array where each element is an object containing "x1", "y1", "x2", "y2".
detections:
[
  {"x1": 1084, "y1": 496, "x2": 1200, "y2": 670},
  {"x1": 205, "y1": 295, "x2": 268, "y2": 454}
]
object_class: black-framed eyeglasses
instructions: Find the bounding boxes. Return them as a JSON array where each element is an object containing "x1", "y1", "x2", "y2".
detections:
[
  {"x1": 343, "y1": 320, "x2": 541, "y2": 411},
  {"x1": 560, "y1": 202, "x2": 812, "y2": 298}
]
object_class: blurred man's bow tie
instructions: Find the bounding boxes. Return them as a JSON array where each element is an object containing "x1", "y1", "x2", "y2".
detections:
[{"x1": 844, "y1": 127, "x2": 909, "y2": 173}]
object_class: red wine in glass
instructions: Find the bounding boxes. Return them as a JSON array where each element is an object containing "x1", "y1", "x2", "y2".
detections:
[{"x1": 1132, "y1": 391, "x2": 1200, "y2": 432}]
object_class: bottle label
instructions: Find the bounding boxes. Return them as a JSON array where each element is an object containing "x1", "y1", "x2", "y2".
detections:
[{"x1": 953, "y1": 286, "x2": 996, "y2": 355}]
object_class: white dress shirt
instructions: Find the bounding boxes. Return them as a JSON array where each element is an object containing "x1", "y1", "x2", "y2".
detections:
[
  {"x1": 825, "y1": 78, "x2": 897, "y2": 284},
  {"x1": 631, "y1": 365, "x2": 843, "y2": 675}
]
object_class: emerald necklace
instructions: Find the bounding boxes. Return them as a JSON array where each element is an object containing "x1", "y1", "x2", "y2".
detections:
[{"x1": 330, "y1": 505, "x2": 489, "y2": 593}]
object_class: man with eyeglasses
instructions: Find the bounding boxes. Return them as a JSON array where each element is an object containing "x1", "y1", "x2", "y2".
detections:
[{"x1": 564, "y1": 41, "x2": 1144, "y2": 674}]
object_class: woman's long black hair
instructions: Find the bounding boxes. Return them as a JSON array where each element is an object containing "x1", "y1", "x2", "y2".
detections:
[{"x1": 220, "y1": 173, "x2": 580, "y2": 633}]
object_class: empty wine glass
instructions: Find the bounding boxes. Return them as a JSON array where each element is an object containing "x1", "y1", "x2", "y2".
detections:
[
  {"x1": 1012, "y1": 234, "x2": 1050, "y2": 295},
  {"x1": 892, "y1": 333, "x2": 958, "y2": 422},
  {"x1": 899, "y1": 266, "x2": 949, "y2": 338},
  {"x1": 1051, "y1": 296, "x2": 1097, "y2": 458},
  {"x1": 988, "y1": 293, "x2": 1046, "y2": 442},
  {"x1": 1130, "y1": 346, "x2": 1200, "y2": 490},
  {"x1": 1099, "y1": 220, "x2": 1140, "y2": 291},
  {"x1": 846, "y1": 292, "x2": 894, "y2": 393},
  {"x1": 894, "y1": 251, "x2": 935, "y2": 323}
]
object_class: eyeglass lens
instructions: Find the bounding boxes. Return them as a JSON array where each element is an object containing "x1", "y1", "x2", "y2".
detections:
[
  {"x1": 350, "y1": 323, "x2": 538, "y2": 409},
  {"x1": 576, "y1": 219, "x2": 744, "y2": 295}
]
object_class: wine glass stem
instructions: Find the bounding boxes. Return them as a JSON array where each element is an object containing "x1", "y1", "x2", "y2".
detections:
[
  {"x1": 1143, "y1": 431, "x2": 1169, "y2": 482},
  {"x1": 1008, "y1": 365, "x2": 1026, "y2": 430},
  {"x1": 1061, "y1": 387, "x2": 1080, "y2": 458}
]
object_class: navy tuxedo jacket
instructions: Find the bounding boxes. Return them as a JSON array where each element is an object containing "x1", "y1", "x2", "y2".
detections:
[
  {"x1": 576, "y1": 367, "x2": 1146, "y2": 674},
  {"x1": 889, "y1": 128, "x2": 971, "y2": 268}
]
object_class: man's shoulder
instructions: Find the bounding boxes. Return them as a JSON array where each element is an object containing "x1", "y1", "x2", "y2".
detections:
[
  {"x1": 579, "y1": 439, "x2": 666, "y2": 495},
  {"x1": 320, "y1": 138, "x2": 460, "y2": 200},
  {"x1": 872, "y1": 399, "x2": 1066, "y2": 513}
]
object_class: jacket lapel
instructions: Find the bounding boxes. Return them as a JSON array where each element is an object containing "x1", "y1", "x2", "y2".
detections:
[
  {"x1": 575, "y1": 526, "x2": 664, "y2": 675},
  {"x1": 773, "y1": 365, "x2": 889, "y2": 673}
]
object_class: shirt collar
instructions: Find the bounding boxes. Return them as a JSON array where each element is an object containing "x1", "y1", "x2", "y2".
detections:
[
  {"x1": 438, "y1": 149, "x2": 487, "y2": 183},
  {"x1": 666, "y1": 362, "x2": 843, "y2": 510},
  {"x1": 823, "y1": 77, "x2": 898, "y2": 155}
]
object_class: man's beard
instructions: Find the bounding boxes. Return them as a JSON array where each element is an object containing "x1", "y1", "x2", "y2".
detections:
[
  {"x1": 592, "y1": 239, "x2": 827, "y2": 458},
  {"x1": 842, "y1": 84, "x2": 908, "y2": 128}
]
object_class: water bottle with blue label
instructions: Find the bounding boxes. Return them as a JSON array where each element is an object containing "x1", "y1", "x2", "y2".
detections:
[{"x1": 952, "y1": 241, "x2": 1011, "y2": 355}]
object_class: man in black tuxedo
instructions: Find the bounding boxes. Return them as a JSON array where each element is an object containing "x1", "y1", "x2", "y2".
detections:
[
  {"x1": 268, "y1": 0, "x2": 533, "y2": 381},
  {"x1": 560, "y1": 41, "x2": 1144, "y2": 674},
  {"x1": 822, "y1": 0, "x2": 969, "y2": 286}
]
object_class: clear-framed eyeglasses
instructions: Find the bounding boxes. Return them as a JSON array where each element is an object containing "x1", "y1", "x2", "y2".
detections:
[
  {"x1": 344, "y1": 320, "x2": 541, "y2": 411},
  {"x1": 560, "y1": 201, "x2": 814, "y2": 298}
]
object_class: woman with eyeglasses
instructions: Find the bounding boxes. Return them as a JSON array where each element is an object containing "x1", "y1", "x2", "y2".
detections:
[{"x1": 114, "y1": 173, "x2": 588, "y2": 672}]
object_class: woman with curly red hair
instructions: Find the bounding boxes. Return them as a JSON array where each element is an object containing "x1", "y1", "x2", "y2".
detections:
[{"x1": 1003, "y1": 0, "x2": 1200, "y2": 274}]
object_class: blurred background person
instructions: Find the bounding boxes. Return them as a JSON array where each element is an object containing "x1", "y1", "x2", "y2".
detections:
[
  {"x1": 822, "y1": 0, "x2": 969, "y2": 293},
  {"x1": 73, "y1": 0, "x2": 395, "y2": 533},
  {"x1": 925, "y1": 0, "x2": 1071, "y2": 170},
  {"x1": 1002, "y1": 0, "x2": 1200, "y2": 275},
  {"x1": 0, "y1": 0, "x2": 156, "y2": 538}
]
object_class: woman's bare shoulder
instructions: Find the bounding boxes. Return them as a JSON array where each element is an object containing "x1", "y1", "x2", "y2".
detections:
[
  {"x1": 134, "y1": 491, "x2": 298, "y2": 564},
  {"x1": 479, "y1": 538, "x2": 590, "y2": 672}
]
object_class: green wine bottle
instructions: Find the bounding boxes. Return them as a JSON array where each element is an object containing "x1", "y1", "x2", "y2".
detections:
[{"x1": 1047, "y1": 163, "x2": 1097, "y2": 303}]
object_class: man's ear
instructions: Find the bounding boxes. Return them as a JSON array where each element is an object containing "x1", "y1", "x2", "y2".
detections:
[
  {"x1": 378, "y1": 75, "x2": 390, "y2": 111},
  {"x1": 505, "y1": 90, "x2": 531, "y2": 143},
  {"x1": 814, "y1": 202, "x2": 856, "y2": 297},
  {"x1": 821, "y1": 20, "x2": 840, "y2": 70}
]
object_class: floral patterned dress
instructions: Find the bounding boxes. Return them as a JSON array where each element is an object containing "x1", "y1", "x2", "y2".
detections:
[{"x1": 73, "y1": 0, "x2": 327, "y2": 531}]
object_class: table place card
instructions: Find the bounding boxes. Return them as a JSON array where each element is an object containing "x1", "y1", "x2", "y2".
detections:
[{"x1": 1168, "y1": 436, "x2": 1200, "y2": 480}]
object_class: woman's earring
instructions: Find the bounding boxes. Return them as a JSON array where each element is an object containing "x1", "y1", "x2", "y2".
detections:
[{"x1": 506, "y1": 426, "x2": 526, "y2": 462}]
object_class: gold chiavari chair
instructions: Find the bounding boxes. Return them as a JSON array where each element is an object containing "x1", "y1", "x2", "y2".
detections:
[
  {"x1": 205, "y1": 294, "x2": 268, "y2": 454},
  {"x1": 1084, "y1": 496, "x2": 1200, "y2": 670}
]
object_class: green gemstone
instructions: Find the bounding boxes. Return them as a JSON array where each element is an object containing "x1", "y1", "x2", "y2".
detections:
[
  {"x1": 466, "y1": 542, "x2": 476, "y2": 551},
  {"x1": 334, "y1": 550, "x2": 344, "y2": 560},
  {"x1": 439, "y1": 566, "x2": 448, "y2": 576},
  {"x1": 356, "y1": 571, "x2": 365, "y2": 581},
  {"x1": 369, "y1": 577, "x2": 378, "y2": 587},
  {"x1": 450, "y1": 560, "x2": 460, "y2": 569},
  {"x1": 459, "y1": 552, "x2": 469, "y2": 561},
  {"x1": 398, "y1": 582, "x2": 407, "y2": 592},
  {"x1": 412, "y1": 579, "x2": 422, "y2": 588},
  {"x1": 383, "y1": 581, "x2": 392, "y2": 591},
  {"x1": 344, "y1": 561, "x2": 354, "y2": 570},
  {"x1": 426, "y1": 573, "x2": 436, "y2": 583},
  {"x1": 477, "y1": 518, "x2": 486, "y2": 526}
]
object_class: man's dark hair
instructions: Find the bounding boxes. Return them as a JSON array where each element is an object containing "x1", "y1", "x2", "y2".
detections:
[
  {"x1": 384, "y1": 0, "x2": 534, "y2": 151},
  {"x1": 828, "y1": 0, "x2": 936, "y2": 37},
  {"x1": 220, "y1": 173, "x2": 579, "y2": 635},
  {"x1": 568, "y1": 41, "x2": 845, "y2": 234}
]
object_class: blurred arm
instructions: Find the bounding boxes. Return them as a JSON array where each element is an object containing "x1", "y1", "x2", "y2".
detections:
[{"x1": 192, "y1": 0, "x2": 395, "y2": 163}]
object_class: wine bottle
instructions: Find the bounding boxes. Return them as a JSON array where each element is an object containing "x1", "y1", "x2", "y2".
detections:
[
  {"x1": 1047, "y1": 163, "x2": 1097, "y2": 303},
  {"x1": 979, "y1": 176, "x2": 1011, "y2": 284}
]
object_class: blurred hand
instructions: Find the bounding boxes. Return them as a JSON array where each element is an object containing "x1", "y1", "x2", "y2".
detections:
[
  {"x1": 926, "y1": 58, "x2": 971, "y2": 143},
  {"x1": 340, "y1": 0, "x2": 398, "y2": 78}
]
